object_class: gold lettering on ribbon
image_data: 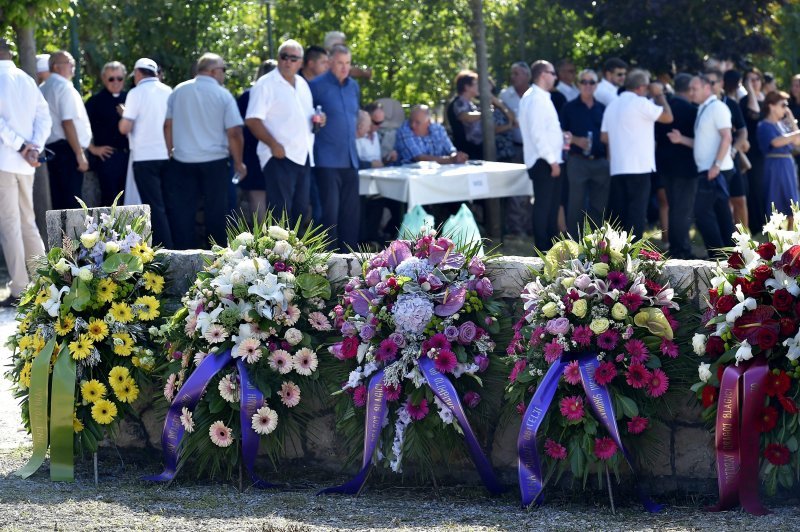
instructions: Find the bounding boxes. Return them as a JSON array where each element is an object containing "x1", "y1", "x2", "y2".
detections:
[
  {"x1": 30, "y1": 389, "x2": 47, "y2": 445},
  {"x1": 366, "y1": 383, "x2": 384, "y2": 441},
  {"x1": 592, "y1": 393, "x2": 609, "y2": 422},
  {"x1": 722, "y1": 388, "x2": 734, "y2": 420}
]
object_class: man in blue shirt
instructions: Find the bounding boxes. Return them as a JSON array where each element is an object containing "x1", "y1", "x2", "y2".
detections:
[
  {"x1": 395, "y1": 105, "x2": 468, "y2": 164},
  {"x1": 310, "y1": 44, "x2": 360, "y2": 250}
]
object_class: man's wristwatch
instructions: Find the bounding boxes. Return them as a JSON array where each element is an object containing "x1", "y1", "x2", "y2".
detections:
[
  {"x1": 18, "y1": 143, "x2": 27, "y2": 153},
  {"x1": 713, "y1": 160, "x2": 723, "y2": 168}
]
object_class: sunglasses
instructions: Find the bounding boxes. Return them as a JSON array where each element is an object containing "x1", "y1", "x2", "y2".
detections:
[
  {"x1": 371, "y1": 119, "x2": 384, "y2": 126},
  {"x1": 280, "y1": 54, "x2": 302, "y2": 63},
  {"x1": 107, "y1": 77, "x2": 124, "y2": 82},
  {"x1": 213, "y1": 66, "x2": 227, "y2": 72},
  {"x1": 615, "y1": 72, "x2": 626, "y2": 77},
  {"x1": 579, "y1": 79, "x2": 597, "y2": 85}
]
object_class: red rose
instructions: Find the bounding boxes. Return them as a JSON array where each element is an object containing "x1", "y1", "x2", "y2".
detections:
[
  {"x1": 756, "y1": 406, "x2": 778, "y2": 432},
  {"x1": 757, "y1": 242, "x2": 777, "y2": 260},
  {"x1": 701, "y1": 385, "x2": 718, "y2": 408},
  {"x1": 741, "y1": 279, "x2": 765, "y2": 298},
  {"x1": 773, "y1": 289, "x2": 795, "y2": 312},
  {"x1": 752, "y1": 264, "x2": 773, "y2": 282},
  {"x1": 756, "y1": 328, "x2": 778, "y2": 349},
  {"x1": 780, "y1": 317, "x2": 797, "y2": 338},
  {"x1": 715, "y1": 295, "x2": 736, "y2": 314},
  {"x1": 779, "y1": 394, "x2": 800, "y2": 414},
  {"x1": 765, "y1": 371, "x2": 791, "y2": 397},
  {"x1": 728, "y1": 252, "x2": 745, "y2": 269},
  {"x1": 705, "y1": 335, "x2": 726, "y2": 358}
]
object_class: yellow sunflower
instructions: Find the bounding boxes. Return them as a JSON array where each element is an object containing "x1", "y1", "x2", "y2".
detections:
[
  {"x1": 142, "y1": 272, "x2": 165, "y2": 294},
  {"x1": 18, "y1": 316, "x2": 30, "y2": 333},
  {"x1": 68, "y1": 334, "x2": 94, "y2": 360},
  {"x1": 90, "y1": 399, "x2": 117, "y2": 425},
  {"x1": 134, "y1": 295, "x2": 160, "y2": 321},
  {"x1": 130, "y1": 243, "x2": 155, "y2": 263},
  {"x1": 112, "y1": 332, "x2": 134, "y2": 356},
  {"x1": 17, "y1": 335, "x2": 33, "y2": 353},
  {"x1": 73, "y1": 412, "x2": 84, "y2": 433},
  {"x1": 108, "y1": 366, "x2": 130, "y2": 389},
  {"x1": 86, "y1": 318, "x2": 109, "y2": 342},
  {"x1": 96, "y1": 278, "x2": 118, "y2": 304},
  {"x1": 113, "y1": 378, "x2": 139, "y2": 403},
  {"x1": 31, "y1": 333, "x2": 46, "y2": 354},
  {"x1": 19, "y1": 361, "x2": 32, "y2": 388},
  {"x1": 80, "y1": 379, "x2": 107, "y2": 403},
  {"x1": 54, "y1": 313, "x2": 76, "y2": 336},
  {"x1": 34, "y1": 289, "x2": 49, "y2": 306},
  {"x1": 109, "y1": 302, "x2": 133, "y2": 323}
]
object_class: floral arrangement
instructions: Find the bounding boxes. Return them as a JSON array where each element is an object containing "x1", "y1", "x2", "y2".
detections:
[
  {"x1": 692, "y1": 207, "x2": 800, "y2": 504},
  {"x1": 6, "y1": 202, "x2": 165, "y2": 480},
  {"x1": 322, "y1": 234, "x2": 506, "y2": 493},
  {"x1": 153, "y1": 215, "x2": 332, "y2": 484},
  {"x1": 505, "y1": 224, "x2": 690, "y2": 505}
]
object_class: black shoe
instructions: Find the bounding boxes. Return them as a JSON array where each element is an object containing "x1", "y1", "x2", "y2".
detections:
[{"x1": 0, "y1": 295, "x2": 18, "y2": 308}]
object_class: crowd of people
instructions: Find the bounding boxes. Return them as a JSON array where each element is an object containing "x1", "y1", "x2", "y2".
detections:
[{"x1": 3, "y1": 32, "x2": 800, "y2": 307}]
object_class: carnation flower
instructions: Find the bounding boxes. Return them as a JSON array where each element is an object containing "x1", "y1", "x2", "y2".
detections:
[
  {"x1": 563, "y1": 361, "x2": 582, "y2": 385},
  {"x1": 646, "y1": 368, "x2": 669, "y2": 397},
  {"x1": 284, "y1": 327, "x2": 303, "y2": 346},
  {"x1": 594, "y1": 361, "x2": 617, "y2": 386},
  {"x1": 237, "y1": 337, "x2": 262, "y2": 364},
  {"x1": 218, "y1": 374, "x2": 239, "y2": 402},
  {"x1": 352, "y1": 384, "x2": 367, "y2": 407},
  {"x1": 625, "y1": 363, "x2": 651, "y2": 389},
  {"x1": 292, "y1": 347, "x2": 318, "y2": 376},
  {"x1": 544, "y1": 438, "x2": 568, "y2": 460},
  {"x1": 278, "y1": 381, "x2": 301, "y2": 407},
  {"x1": 593, "y1": 437, "x2": 618, "y2": 460},
  {"x1": 433, "y1": 350, "x2": 458, "y2": 373},
  {"x1": 698, "y1": 362, "x2": 712, "y2": 383},
  {"x1": 268, "y1": 349, "x2": 293, "y2": 374},
  {"x1": 559, "y1": 396, "x2": 584, "y2": 421},
  {"x1": 406, "y1": 398, "x2": 429, "y2": 420},
  {"x1": 251, "y1": 405, "x2": 278, "y2": 435},
  {"x1": 180, "y1": 406, "x2": 195, "y2": 433},
  {"x1": 627, "y1": 416, "x2": 649, "y2": 435},
  {"x1": 209, "y1": 420, "x2": 234, "y2": 447},
  {"x1": 308, "y1": 311, "x2": 332, "y2": 331}
]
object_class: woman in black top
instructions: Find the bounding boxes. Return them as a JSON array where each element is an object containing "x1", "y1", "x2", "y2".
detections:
[{"x1": 740, "y1": 67, "x2": 766, "y2": 233}]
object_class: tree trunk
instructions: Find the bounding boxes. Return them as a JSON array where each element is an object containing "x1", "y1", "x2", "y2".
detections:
[{"x1": 13, "y1": 23, "x2": 37, "y2": 78}]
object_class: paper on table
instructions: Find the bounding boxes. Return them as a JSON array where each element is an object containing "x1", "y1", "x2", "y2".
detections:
[{"x1": 467, "y1": 173, "x2": 489, "y2": 197}]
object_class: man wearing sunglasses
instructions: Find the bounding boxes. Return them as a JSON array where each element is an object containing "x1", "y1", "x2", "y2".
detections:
[
  {"x1": 0, "y1": 39, "x2": 50, "y2": 307},
  {"x1": 595, "y1": 57, "x2": 628, "y2": 107},
  {"x1": 246, "y1": 39, "x2": 316, "y2": 226},
  {"x1": 85, "y1": 61, "x2": 129, "y2": 206}
]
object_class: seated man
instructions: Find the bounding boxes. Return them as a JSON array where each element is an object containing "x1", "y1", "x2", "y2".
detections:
[{"x1": 395, "y1": 105, "x2": 468, "y2": 164}]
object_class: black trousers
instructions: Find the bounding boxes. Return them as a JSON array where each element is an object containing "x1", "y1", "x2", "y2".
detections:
[
  {"x1": 608, "y1": 173, "x2": 651, "y2": 240},
  {"x1": 314, "y1": 167, "x2": 360, "y2": 251},
  {"x1": 663, "y1": 173, "x2": 698, "y2": 259},
  {"x1": 90, "y1": 149, "x2": 129, "y2": 206},
  {"x1": 46, "y1": 139, "x2": 84, "y2": 210},
  {"x1": 133, "y1": 159, "x2": 172, "y2": 248},
  {"x1": 529, "y1": 158, "x2": 562, "y2": 251},
  {"x1": 695, "y1": 170, "x2": 735, "y2": 259},
  {"x1": 263, "y1": 156, "x2": 310, "y2": 226},
  {"x1": 163, "y1": 157, "x2": 229, "y2": 250}
]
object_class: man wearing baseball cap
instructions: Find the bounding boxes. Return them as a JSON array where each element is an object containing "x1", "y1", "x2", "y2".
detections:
[
  {"x1": 35, "y1": 54, "x2": 50, "y2": 85},
  {"x1": 119, "y1": 57, "x2": 174, "y2": 247}
]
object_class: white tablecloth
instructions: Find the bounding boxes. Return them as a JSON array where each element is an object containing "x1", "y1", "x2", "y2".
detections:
[{"x1": 359, "y1": 161, "x2": 532, "y2": 209}]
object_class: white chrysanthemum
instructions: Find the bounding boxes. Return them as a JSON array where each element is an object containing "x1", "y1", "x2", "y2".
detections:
[
  {"x1": 268, "y1": 350, "x2": 293, "y2": 374},
  {"x1": 180, "y1": 406, "x2": 195, "y2": 433},
  {"x1": 292, "y1": 348, "x2": 318, "y2": 376},
  {"x1": 209, "y1": 420, "x2": 234, "y2": 447},
  {"x1": 218, "y1": 374, "x2": 239, "y2": 402},
  {"x1": 251, "y1": 405, "x2": 278, "y2": 435},
  {"x1": 284, "y1": 327, "x2": 303, "y2": 346}
]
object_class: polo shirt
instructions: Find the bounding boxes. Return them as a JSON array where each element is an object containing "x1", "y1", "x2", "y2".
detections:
[
  {"x1": 246, "y1": 69, "x2": 315, "y2": 168},
  {"x1": 85, "y1": 88, "x2": 128, "y2": 150},
  {"x1": 559, "y1": 97, "x2": 606, "y2": 158},
  {"x1": 601, "y1": 91, "x2": 663, "y2": 176},
  {"x1": 309, "y1": 70, "x2": 360, "y2": 169},
  {"x1": 166, "y1": 75, "x2": 243, "y2": 163},
  {"x1": 40, "y1": 72, "x2": 92, "y2": 148},
  {"x1": 395, "y1": 121, "x2": 456, "y2": 164},
  {"x1": 0, "y1": 60, "x2": 52, "y2": 175},
  {"x1": 122, "y1": 77, "x2": 172, "y2": 162},
  {"x1": 518, "y1": 84, "x2": 563, "y2": 168},
  {"x1": 694, "y1": 95, "x2": 733, "y2": 173}
]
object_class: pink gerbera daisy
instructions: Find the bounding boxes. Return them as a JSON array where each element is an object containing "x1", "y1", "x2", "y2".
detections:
[
  {"x1": 268, "y1": 349, "x2": 293, "y2": 374},
  {"x1": 292, "y1": 347, "x2": 318, "y2": 376},
  {"x1": 627, "y1": 416, "x2": 649, "y2": 435},
  {"x1": 434, "y1": 349, "x2": 458, "y2": 373},
  {"x1": 544, "y1": 339, "x2": 564, "y2": 364},
  {"x1": 626, "y1": 363, "x2": 651, "y2": 389},
  {"x1": 352, "y1": 385, "x2": 367, "y2": 407},
  {"x1": 218, "y1": 374, "x2": 239, "y2": 403},
  {"x1": 529, "y1": 326, "x2": 546, "y2": 346},
  {"x1": 559, "y1": 395, "x2": 584, "y2": 421},
  {"x1": 308, "y1": 311, "x2": 332, "y2": 331},
  {"x1": 278, "y1": 381, "x2": 301, "y2": 407},
  {"x1": 180, "y1": 406, "x2": 194, "y2": 433},
  {"x1": 209, "y1": 420, "x2": 234, "y2": 447},
  {"x1": 284, "y1": 305, "x2": 301, "y2": 326},
  {"x1": 660, "y1": 338, "x2": 679, "y2": 358},
  {"x1": 203, "y1": 323, "x2": 228, "y2": 344},
  {"x1": 406, "y1": 398, "x2": 429, "y2": 420},
  {"x1": 544, "y1": 438, "x2": 568, "y2": 460},
  {"x1": 619, "y1": 292, "x2": 643, "y2": 312},
  {"x1": 572, "y1": 325, "x2": 593, "y2": 347},
  {"x1": 594, "y1": 361, "x2": 618, "y2": 386},
  {"x1": 163, "y1": 373, "x2": 176, "y2": 402},
  {"x1": 509, "y1": 359, "x2": 528, "y2": 382},
  {"x1": 251, "y1": 405, "x2": 278, "y2": 435},
  {"x1": 563, "y1": 361, "x2": 582, "y2": 385},
  {"x1": 383, "y1": 383, "x2": 402, "y2": 402},
  {"x1": 375, "y1": 339, "x2": 399, "y2": 362},
  {"x1": 237, "y1": 337, "x2": 262, "y2": 364},
  {"x1": 624, "y1": 339, "x2": 649, "y2": 364},
  {"x1": 597, "y1": 330, "x2": 619, "y2": 350},
  {"x1": 646, "y1": 368, "x2": 669, "y2": 397},
  {"x1": 594, "y1": 437, "x2": 617, "y2": 460}
]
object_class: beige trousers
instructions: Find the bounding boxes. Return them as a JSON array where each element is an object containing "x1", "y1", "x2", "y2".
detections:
[{"x1": 0, "y1": 170, "x2": 46, "y2": 297}]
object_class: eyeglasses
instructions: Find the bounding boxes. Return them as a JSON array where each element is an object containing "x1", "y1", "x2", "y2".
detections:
[
  {"x1": 279, "y1": 53, "x2": 302, "y2": 63},
  {"x1": 371, "y1": 119, "x2": 384, "y2": 126},
  {"x1": 214, "y1": 66, "x2": 227, "y2": 73},
  {"x1": 782, "y1": 102, "x2": 790, "y2": 107},
  {"x1": 545, "y1": 70, "x2": 556, "y2": 76},
  {"x1": 579, "y1": 79, "x2": 597, "y2": 85},
  {"x1": 107, "y1": 77, "x2": 124, "y2": 82}
]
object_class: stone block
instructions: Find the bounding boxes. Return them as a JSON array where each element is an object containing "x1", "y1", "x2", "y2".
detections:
[
  {"x1": 45, "y1": 205, "x2": 151, "y2": 249},
  {"x1": 491, "y1": 415, "x2": 520, "y2": 468},
  {"x1": 674, "y1": 425, "x2": 715, "y2": 478},
  {"x1": 305, "y1": 413, "x2": 338, "y2": 460},
  {"x1": 161, "y1": 249, "x2": 215, "y2": 297},
  {"x1": 139, "y1": 404, "x2": 165, "y2": 449},
  {"x1": 645, "y1": 422, "x2": 673, "y2": 477},
  {"x1": 487, "y1": 256, "x2": 540, "y2": 297}
]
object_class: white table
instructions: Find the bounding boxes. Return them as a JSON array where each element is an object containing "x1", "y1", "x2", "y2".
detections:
[{"x1": 358, "y1": 161, "x2": 532, "y2": 210}]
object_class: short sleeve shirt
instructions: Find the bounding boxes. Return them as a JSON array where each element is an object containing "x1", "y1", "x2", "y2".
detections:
[
  {"x1": 601, "y1": 92, "x2": 663, "y2": 175},
  {"x1": 452, "y1": 96, "x2": 482, "y2": 146},
  {"x1": 40, "y1": 73, "x2": 92, "y2": 147},
  {"x1": 693, "y1": 95, "x2": 733, "y2": 172},
  {"x1": 122, "y1": 78, "x2": 172, "y2": 162}
]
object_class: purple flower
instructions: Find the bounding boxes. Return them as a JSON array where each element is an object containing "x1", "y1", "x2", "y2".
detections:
[
  {"x1": 172, "y1": 351, "x2": 183, "y2": 360},
  {"x1": 574, "y1": 274, "x2": 593, "y2": 291},
  {"x1": 572, "y1": 325, "x2": 593, "y2": 346},
  {"x1": 375, "y1": 339, "x2": 399, "y2": 362},
  {"x1": 458, "y1": 321, "x2": 478, "y2": 344},
  {"x1": 468, "y1": 257, "x2": 486, "y2": 276},
  {"x1": 341, "y1": 321, "x2": 357, "y2": 337},
  {"x1": 274, "y1": 261, "x2": 286, "y2": 272},
  {"x1": 422, "y1": 333, "x2": 450, "y2": 353},
  {"x1": 365, "y1": 268, "x2": 382, "y2": 287},
  {"x1": 607, "y1": 271, "x2": 628, "y2": 290},
  {"x1": 434, "y1": 285, "x2": 466, "y2": 317},
  {"x1": 597, "y1": 329, "x2": 619, "y2": 350},
  {"x1": 474, "y1": 355, "x2": 489, "y2": 372},
  {"x1": 444, "y1": 325, "x2": 460, "y2": 342},
  {"x1": 463, "y1": 391, "x2": 481, "y2": 408},
  {"x1": 474, "y1": 277, "x2": 494, "y2": 299},
  {"x1": 544, "y1": 339, "x2": 564, "y2": 363},
  {"x1": 427, "y1": 275, "x2": 443, "y2": 290},
  {"x1": 374, "y1": 282, "x2": 391, "y2": 296},
  {"x1": 546, "y1": 317, "x2": 570, "y2": 336},
  {"x1": 359, "y1": 324, "x2": 375, "y2": 341},
  {"x1": 386, "y1": 240, "x2": 413, "y2": 268},
  {"x1": 388, "y1": 332, "x2": 406, "y2": 348}
]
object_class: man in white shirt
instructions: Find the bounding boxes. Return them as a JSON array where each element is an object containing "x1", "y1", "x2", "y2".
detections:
[
  {"x1": 667, "y1": 74, "x2": 735, "y2": 258},
  {"x1": 246, "y1": 39, "x2": 315, "y2": 225},
  {"x1": 594, "y1": 57, "x2": 627, "y2": 107},
  {"x1": 0, "y1": 39, "x2": 51, "y2": 306},
  {"x1": 40, "y1": 51, "x2": 93, "y2": 210},
  {"x1": 601, "y1": 69, "x2": 672, "y2": 239},
  {"x1": 519, "y1": 60, "x2": 566, "y2": 251},
  {"x1": 119, "y1": 57, "x2": 173, "y2": 247},
  {"x1": 556, "y1": 59, "x2": 579, "y2": 102}
]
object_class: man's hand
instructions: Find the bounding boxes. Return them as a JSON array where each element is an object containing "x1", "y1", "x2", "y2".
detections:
[
  {"x1": 319, "y1": 112, "x2": 327, "y2": 128},
  {"x1": 371, "y1": 160, "x2": 384, "y2": 168},
  {"x1": 235, "y1": 161, "x2": 248, "y2": 180},
  {"x1": 271, "y1": 143, "x2": 286, "y2": 159},
  {"x1": 89, "y1": 144, "x2": 115, "y2": 161},
  {"x1": 454, "y1": 151, "x2": 468, "y2": 164},
  {"x1": 550, "y1": 162, "x2": 561, "y2": 178},
  {"x1": 76, "y1": 151, "x2": 89, "y2": 172},
  {"x1": 384, "y1": 150, "x2": 398, "y2": 163},
  {"x1": 708, "y1": 165, "x2": 720, "y2": 180},
  {"x1": 648, "y1": 82, "x2": 664, "y2": 98},
  {"x1": 666, "y1": 129, "x2": 684, "y2": 145},
  {"x1": 21, "y1": 145, "x2": 41, "y2": 168},
  {"x1": 571, "y1": 136, "x2": 589, "y2": 150},
  {"x1": 116, "y1": 103, "x2": 125, "y2": 116}
]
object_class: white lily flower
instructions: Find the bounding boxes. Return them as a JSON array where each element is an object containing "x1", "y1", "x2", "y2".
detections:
[
  {"x1": 725, "y1": 286, "x2": 756, "y2": 323},
  {"x1": 734, "y1": 340, "x2": 753, "y2": 366},
  {"x1": 765, "y1": 268, "x2": 800, "y2": 296},
  {"x1": 195, "y1": 307, "x2": 224, "y2": 335},
  {"x1": 783, "y1": 331, "x2": 800, "y2": 361},
  {"x1": 42, "y1": 284, "x2": 70, "y2": 317}
]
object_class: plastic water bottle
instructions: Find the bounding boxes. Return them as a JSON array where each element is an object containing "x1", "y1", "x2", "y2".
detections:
[
  {"x1": 312, "y1": 105, "x2": 323, "y2": 134},
  {"x1": 584, "y1": 131, "x2": 593, "y2": 157},
  {"x1": 231, "y1": 172, "x2": 241, "y2": 185}
]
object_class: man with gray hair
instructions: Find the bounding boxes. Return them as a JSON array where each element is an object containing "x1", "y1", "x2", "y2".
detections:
[
  {"x1": 0, "y1": 39, "x2": 51, "y2": 306},
  {"x1": 394, "y1": 105, "x2": 467, "y2": 164},
  {"x1": 600, "y1": 68, "x2": 673, "y2": 239},
  {"x1": 163, "y1": 52, "x2": 245, "y2": 249},
  {"x1": 85, "y1": 60, "x2": 129, "y2": 205},
  {"x1": 246, "y1": 39, "x2": 315, "y2": 225}
]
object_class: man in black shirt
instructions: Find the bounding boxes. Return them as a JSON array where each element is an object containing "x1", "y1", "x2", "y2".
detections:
[
  {"x1": 656, "y1": 73, "x2": 697, "y2": 258},
  {"x1": 560, "y1": 68, "x2": 609, "y2": 234},
  {"x1": 84, "y1": 61, "x2": 129, "y2": 205}
]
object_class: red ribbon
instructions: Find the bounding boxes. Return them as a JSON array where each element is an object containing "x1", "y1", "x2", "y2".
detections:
[{"x1": 707, "y1": 356, "x2": 770, "y2": 515}]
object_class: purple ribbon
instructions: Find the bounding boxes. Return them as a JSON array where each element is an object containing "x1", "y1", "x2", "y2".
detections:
[
  {"x1": 145, "y1": 350, "x2": 276, "y2": 488},
  {"x1": 417, "y1": 356, "x2": 504, "y2": 494},
  {"x1": 517, "y1": 352, "x2": 662, "y2": 512},
  {"x1": 317, "y1": 369, "x2": 387, "y2": 495}
]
